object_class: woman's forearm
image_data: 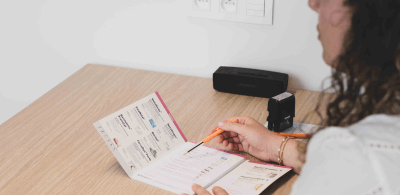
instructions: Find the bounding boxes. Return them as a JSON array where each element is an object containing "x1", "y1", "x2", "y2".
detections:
[
  {"x1": 271, "y1": 138, "x2": 305, "y2": 174},
  {"x1": 280, "y1": 139, "x2": 305, "y2": 174}
]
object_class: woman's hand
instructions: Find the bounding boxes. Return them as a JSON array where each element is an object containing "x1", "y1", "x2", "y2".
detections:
[
  {"x1": 210, "y1": 116, "x2": 283, "y2": 163},
  {"x1": 211, "y1": 116, "x2": 305, "y2": 173},
  {"x1": 181, "y1": 184, "x2": 228, "y2": 195}
]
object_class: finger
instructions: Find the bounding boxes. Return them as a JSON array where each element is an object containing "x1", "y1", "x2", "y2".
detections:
[
  {"x1": 228, "y1": 143, "x2": 240, "y2": 151},
  {"x1": 222, "y1": 140, "x2": 229, "y2": 147},
  {"x1": 218, "y1": 121, "x2": 245, "y2": 135},
  {"x1": 226, "y1": 137, "x2": 241, "y2": 144},
  {"x1": 192, "y1": 184, "x2": 212, "y2": 195},
  {"x1": 238, "y1": 144, "x2": 244, "y2": 151},
  {"x1": 220, "y1": 131, "x2": 238, "y2": 139},
  {"x1": 228, "y1": 131, "x2": 239, "y2": 137},
  {"x1": 226, "y1": 137, "x2": 235, "y2": 144},
  {"x1": 220, "y1": 131, "x2": 231, "y2": 140},
  {"x1": 232, "y1": 143, "x2": 239, "y2": 151},
  {"x1": 208, "y1": 125, "x2": 220, "y2": 135},
  {"x1": 232, "y1": 137, "x2": 241, "y2": 143},
  {"x1": 214, "y1": 130, "x2": 238, "y2": 144},
  {"x1": 228, "y1": 143, "x2": 234, "y2": 150},
  {"x1": 229, "y1": 136, "x2": 241, "y2": 145},
  {"x1": 210, "y1": 125, "x2": 238, "y2": 141},
  {"x1": 212, "y1": 116, "x2": 243, "y2": 133},
  {"x1": 216, "y1": 135, "x2": 224, "y2": 143},
  {"x1": 212, "y1": 186, "x2": 229, "y2": 195}
]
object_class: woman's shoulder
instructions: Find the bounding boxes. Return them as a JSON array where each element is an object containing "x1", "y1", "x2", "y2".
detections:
[
  {"x1": 347, "y1": 114, "x2": 400, "y2": 148},
  {"x1": 295, "y1": 114, "x2": 400, "y2": 195},
  {"x1": 309, "y1": 114, "x2": 400, "y2": 151}
]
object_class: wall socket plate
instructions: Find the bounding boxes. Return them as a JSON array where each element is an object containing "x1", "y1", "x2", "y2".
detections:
[
  {"x1": 184, "y1": 0, "x2": 274, "y2": 25},
  {"x1": 220, "y1": 0, "x2": 238, "y2": 14},
  {"x1": 193, "y1": 0, "x2": 211, "y2": 11}
]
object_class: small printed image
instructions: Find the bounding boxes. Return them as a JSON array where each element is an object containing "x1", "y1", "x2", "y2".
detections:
[
  {"x1": 149, "y1": 147, "x2": 157, "y2": 158},
  {"x1": 149, "y1": 119, "x2": 156, "y2": 128},
  {"x1": 134, "y1": 126, "x2": 143, "y2": 135},
  {"x1": 267, "y1": 172, "x2": 277, "y2": 178},
  {"x1": 113, "y1": 138, "x2": 120, "y2": 148},
  {"x1": 254, "y1": 184, "x2": 263, "y2": 190},
  {"x1": 128, "y1": 161, "x2": 136, "y2": 170},
  {"x1": 110, "y1": 143, "x2": 116, "y2": 151}
]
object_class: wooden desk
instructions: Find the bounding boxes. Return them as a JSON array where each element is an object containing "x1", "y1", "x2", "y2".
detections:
[{"x1": 0, "y1": 64, "x2": 327, "y2": 195}]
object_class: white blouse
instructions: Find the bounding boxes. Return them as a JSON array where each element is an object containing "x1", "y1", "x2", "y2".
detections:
[{"x1": 290, "y1": 114, "x2": 400, "y2": 195}]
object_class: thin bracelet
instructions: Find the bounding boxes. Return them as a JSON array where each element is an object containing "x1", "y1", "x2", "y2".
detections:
[
  {"x1": 278, "y1": 136, "x2": 290, "y2": 166},
  {"x1": 279, "y1": 137, "x2": 290, "y2": 165},
  {"x1": 277, "y1": 136, "x2": 290, "y2": 165}
]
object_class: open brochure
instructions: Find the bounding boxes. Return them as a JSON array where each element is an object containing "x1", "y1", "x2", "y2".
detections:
[{"x1": 94, "y1": 92, "x2": 292, "y2": 195}]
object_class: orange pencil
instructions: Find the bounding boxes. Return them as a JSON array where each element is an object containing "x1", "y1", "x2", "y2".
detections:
[
  {"x1": 184, "y1": 119, "x2": 239, "y2": 155},
  {"x1": 274, "y1": 132, "x2": 311, "y2": 139}
]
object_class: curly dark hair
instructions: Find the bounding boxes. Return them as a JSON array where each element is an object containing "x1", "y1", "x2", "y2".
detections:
[
  {"x1": 299, "y1": 0, "x2": 400, "y2": 164},
  {"x1": 316, "y1": 0, "x2": 400, "y2": 127}
]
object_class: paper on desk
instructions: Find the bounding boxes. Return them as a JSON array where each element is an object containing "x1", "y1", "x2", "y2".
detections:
[
  {"x1": 264, "y1": 122, "x2": 322, "y2": 142},
  {"x1": 206, "y1": 161, "x2": 292, "y2": 195},
  {"x1": 94, "y1": 92, "x2": 187, "y2": 177},
  {"x1": 132, "y1": 142, "x2": 246, "y2": 195}
]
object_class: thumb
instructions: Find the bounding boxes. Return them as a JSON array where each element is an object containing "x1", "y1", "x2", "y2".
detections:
[
  {"x1": 212, "y1": 186, "x2": 229, "y2": 195},
  {"x1": 218, "y1": 121, "x2": 245, "y2": 135}
]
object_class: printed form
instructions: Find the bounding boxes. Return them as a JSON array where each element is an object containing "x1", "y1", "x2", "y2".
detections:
[
  {"x1": 207, "y1": 161, "x2": 291, "y2": 195},
  {"x1": 94, "y1": 92, "x2": 292, "y2": 195},
  {"x1": 133, "y1": 142, "x2": 245, "y2": 194},
  {"x1": 94, "y1": 92, "x2": 188, "y2": 176}
]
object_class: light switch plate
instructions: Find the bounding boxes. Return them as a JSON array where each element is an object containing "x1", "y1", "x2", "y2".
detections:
[{"x1": 184, "y1": 0, "x2": 274, "y2": 25}]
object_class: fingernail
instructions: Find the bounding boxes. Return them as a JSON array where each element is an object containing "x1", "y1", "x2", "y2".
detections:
[
  {"x1": 192, "y1": 183, "x2": 197, "y2": 186},
  {"x1": 218, "y1": 122, "x2": 224, "y2": 126}
]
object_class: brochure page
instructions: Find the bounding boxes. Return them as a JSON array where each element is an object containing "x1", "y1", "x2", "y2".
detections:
[
  {"x1": 94, "y1": 92, "x2": 187, "y2": 175},
  {"x1": 133, "y1": 142, "x2": 246, "y2": 195},
  {"x1": 207, "y1": 160, "x2": 292, "y2": 195}
]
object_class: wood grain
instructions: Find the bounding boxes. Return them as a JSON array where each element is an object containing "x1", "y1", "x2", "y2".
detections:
[{"x1": 0, "y1": 64, "x2": 329, "y2": 195}]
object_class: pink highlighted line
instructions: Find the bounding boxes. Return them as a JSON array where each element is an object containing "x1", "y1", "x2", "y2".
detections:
[
  {"x1": 248, "y1": 161, "x2": 293, "y2": 169},
  {"x1": 155, "y1": 92, "x2": 187, "y2": 142},
  {"x1": 188, "y1": 141, "x2": 246, "y2": 158}
]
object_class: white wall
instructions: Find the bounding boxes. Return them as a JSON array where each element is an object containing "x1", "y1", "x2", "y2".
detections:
[{"x1": 0, "y1": 0, "x2": 330, "y2": 125}]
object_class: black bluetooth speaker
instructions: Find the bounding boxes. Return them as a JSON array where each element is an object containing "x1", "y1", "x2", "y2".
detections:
[{"x1": 213, "y1": 66, "x2": 289, "y2": 98}]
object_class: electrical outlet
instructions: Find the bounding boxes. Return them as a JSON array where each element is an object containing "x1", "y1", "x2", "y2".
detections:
[
  {"x1": 193, "y1": 0, "x2": 211, "y2": 11},
  {"x1": 185, "y1": 0, "x2": 274, "y2": 25},
  {"x1": 220, "y1": 0, "x2": 238, "y2": 14}
]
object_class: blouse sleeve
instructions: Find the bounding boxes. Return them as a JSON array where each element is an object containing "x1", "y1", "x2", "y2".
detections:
[{"x1": 290, "y1": 127, "x2": 382, "y2": 195}]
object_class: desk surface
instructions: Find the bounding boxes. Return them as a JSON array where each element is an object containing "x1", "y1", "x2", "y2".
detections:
[{"x1": 0, "y1": 64, "x2": 328, "y2": 195}]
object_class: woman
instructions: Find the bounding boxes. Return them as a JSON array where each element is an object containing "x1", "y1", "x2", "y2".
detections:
[{"x1": 185, "y1": 0, "x2": 400, "y2": 194}]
